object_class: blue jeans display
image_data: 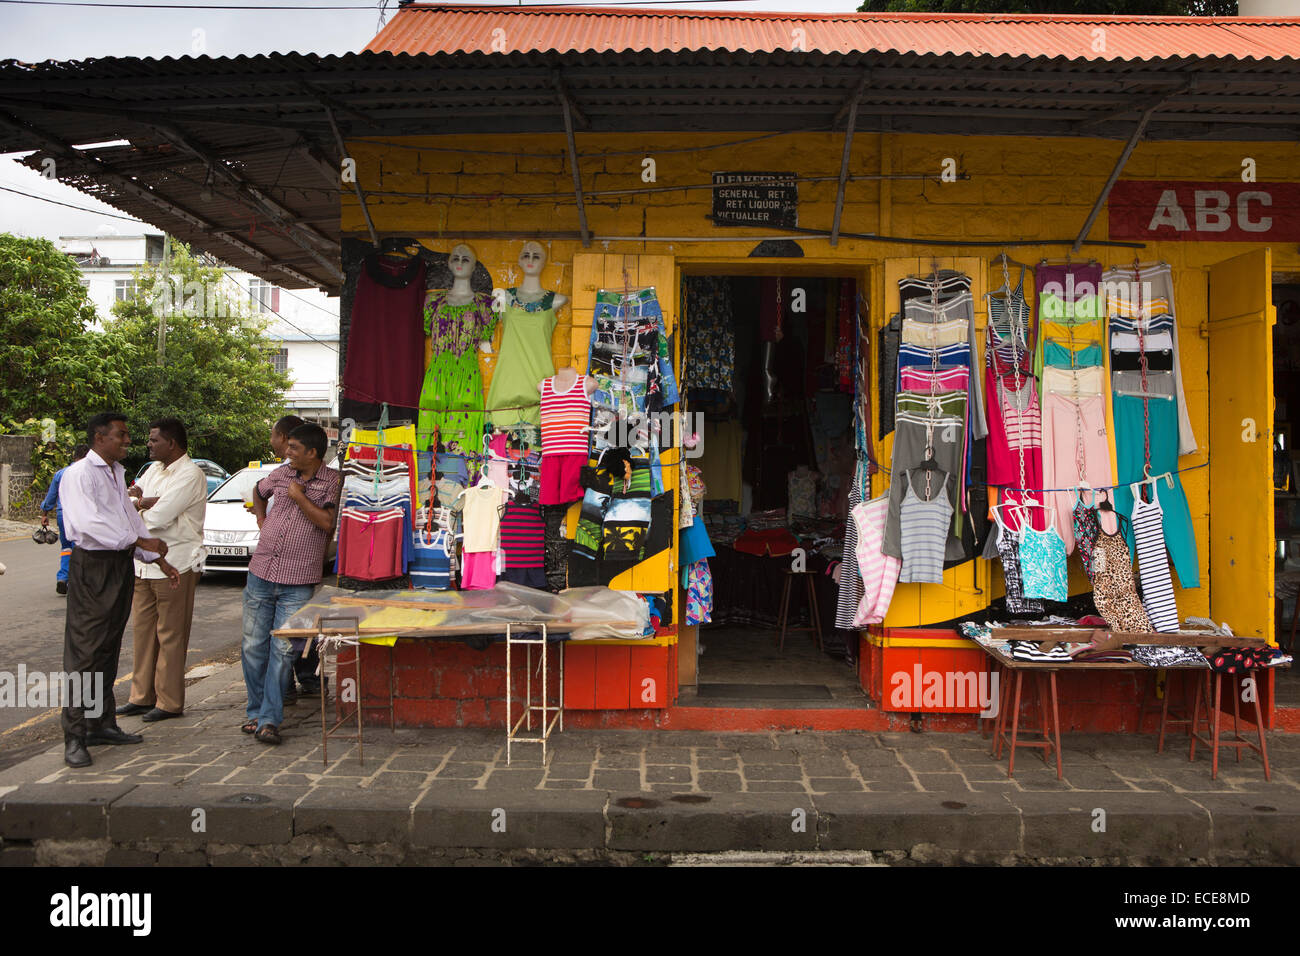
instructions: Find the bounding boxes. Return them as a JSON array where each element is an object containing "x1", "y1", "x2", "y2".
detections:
[{"x1": 242, "y1": 571, "x2": 314, "y2": 730}]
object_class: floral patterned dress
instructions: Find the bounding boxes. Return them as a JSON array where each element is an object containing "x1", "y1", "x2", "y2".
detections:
[{"x1": 418, "y1": 290, "x2": 497, "y2": 450}]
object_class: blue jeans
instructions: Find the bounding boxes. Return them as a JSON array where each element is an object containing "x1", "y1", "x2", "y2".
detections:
[{"x1": 241, "y1": 571, "x2": 314, "y2": 729}]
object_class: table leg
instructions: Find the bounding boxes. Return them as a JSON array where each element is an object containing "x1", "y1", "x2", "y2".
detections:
[
  {"x1": 807, "y1": 574, "x2": 824, "y2": 652},
  {"x1": 777, "y1": 576, "x2": 791, "y2": 652},
  {"x1": 1050, "y1": 671, "x2": 1062, "y2": 780},
  {"x1": 1211, "y1": 672, "x2": 1222, "y2": 781},
  {"x1": 1036, "y1": 672, "x2": 1051, "y2": 768},
  {"x1": 1008, "y1": 671, "x2": 1024, "y2": 778},
  {"x1": 992, "y1": 664, "x2": 1011, "y2": 759},
  {"x1": 1157, "y1": 670, "x2": 1171, "y2": 754},
  {"x1": 1232, "y1": 672, "x2": 1242, "y2": 763},
  {"x1": 1250, "y1": 679, "x2": 1272, "y2": 781},
  {"x1": 354, "y1": 642, "x2": 363, "y2": 767}
]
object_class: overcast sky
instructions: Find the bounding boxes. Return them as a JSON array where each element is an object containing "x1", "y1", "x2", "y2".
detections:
[{"x1": 0, "y1": 0, "x2": 862, "y2": 243}]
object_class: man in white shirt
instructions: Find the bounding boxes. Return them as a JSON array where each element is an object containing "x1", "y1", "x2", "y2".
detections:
[
  {"x1": 117, "y1": 418, "x2": 207, "y2": 724},
  {"x1": 59, "y1": 412, "x2": 179, "y2": 768}
]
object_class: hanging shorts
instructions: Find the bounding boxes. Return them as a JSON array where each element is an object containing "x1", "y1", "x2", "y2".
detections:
[
  {"x1": 540, "y1": 452, "x2": 588, "y2": 506},
  {"x1": 461, "y1": 551, "x2": 497, "y2": 590}
]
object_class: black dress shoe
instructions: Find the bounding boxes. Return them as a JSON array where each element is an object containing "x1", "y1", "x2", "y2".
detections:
[
  {"x1": 140, "y1": 707, "x2": 182, "y2": 723},
  {"x1": 116, "y1": 702, "x2": 152, "y2": 717},
  {"x1": 56, "y1": 581, "x2": 68, "y2": 595},
  {"x1": 86, "y1": 726, "x2": 143, "y2": 746},
  {"x1": 64, "y1": 736, "x2": 92, "y2": 767}
]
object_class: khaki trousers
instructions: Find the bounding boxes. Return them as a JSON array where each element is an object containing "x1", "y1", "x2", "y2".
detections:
[{"x1": 128, "y1": 569, "x2": 198, "y2": 713}]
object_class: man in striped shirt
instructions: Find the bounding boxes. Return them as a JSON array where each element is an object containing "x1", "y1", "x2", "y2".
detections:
[{"x1": 241, "y1": 422, "x2": 339, "y2": 745}]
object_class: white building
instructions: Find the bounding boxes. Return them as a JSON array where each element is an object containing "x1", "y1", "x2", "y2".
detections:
[{"x1": 59, "y1": 233, "x2": 340, "y2": 424}]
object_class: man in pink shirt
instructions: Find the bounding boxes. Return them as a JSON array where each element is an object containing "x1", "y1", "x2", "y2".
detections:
[{"x1": 59, "y1": 412, "x2": 180, "y2": 768}]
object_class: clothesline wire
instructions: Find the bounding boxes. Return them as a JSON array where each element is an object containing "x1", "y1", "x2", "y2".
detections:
[{"x1": 987, "y1": 460, "x2": 1207, "y2": 496}]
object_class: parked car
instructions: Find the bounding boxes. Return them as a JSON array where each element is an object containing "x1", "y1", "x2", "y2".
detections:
[
  {"x1": 201, "y1": 464, "x2": 338, "y2": 574},
  {"x1": 134, "y1": 458, "x2": 230, "y2": 497}
]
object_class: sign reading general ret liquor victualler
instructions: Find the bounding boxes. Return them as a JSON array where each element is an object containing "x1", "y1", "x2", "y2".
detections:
[{"x1": 711, "y1": 171, "x2": 799, "y2": 228}]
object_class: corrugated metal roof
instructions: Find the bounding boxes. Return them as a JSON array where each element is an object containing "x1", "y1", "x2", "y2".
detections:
[{"x1": 367, "y1": 5, "x2": 1300, "y2": 61}]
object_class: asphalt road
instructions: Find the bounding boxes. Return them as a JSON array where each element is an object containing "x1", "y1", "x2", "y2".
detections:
[{"x1": 0, "y1": 532, "x2": 248, "y2": 767}]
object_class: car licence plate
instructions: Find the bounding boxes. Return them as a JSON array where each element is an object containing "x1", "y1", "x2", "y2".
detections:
[{"x1": 207, "y1": 546, "x2": 248, "y2": 556}]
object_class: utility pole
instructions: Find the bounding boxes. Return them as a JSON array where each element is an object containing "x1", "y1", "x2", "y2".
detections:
[{"x1": 157, "y1": 233, "x2": 171, "y2": 361}]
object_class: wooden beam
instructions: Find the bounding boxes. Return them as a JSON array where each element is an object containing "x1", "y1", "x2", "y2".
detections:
[
  {"x1": 323, "y1": 104, "x2": 380, "y2": 250},
  {"x1": 830, "y1": 73, "x2": 868, "y2": 247},
  {"x1": 1072, "y1": 95, "x2": 1169, "y2": 253},
  {"x1": 555, "y1": 71, "x2": 591, "y2": 248}
]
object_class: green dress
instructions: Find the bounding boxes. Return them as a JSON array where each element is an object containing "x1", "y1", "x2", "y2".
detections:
[
  {"x1": 418, "y1": 290, "x2": 497, "y2": 450},
  {"x1": 485, "y1": 288, "x2": 559, "y2": 429}
]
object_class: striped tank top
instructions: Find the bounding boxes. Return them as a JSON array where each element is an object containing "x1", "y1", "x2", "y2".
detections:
[{"x1": 539, "y1": 374, "x2": 592, "y2": 457}]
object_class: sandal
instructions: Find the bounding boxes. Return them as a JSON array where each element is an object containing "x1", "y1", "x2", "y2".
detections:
[
  {"x1": 254, "y1": 724, "x2": 281, "y2": 745},
  {"x1": 241, "y1": 719, "x2": 259, "y2": 734}
]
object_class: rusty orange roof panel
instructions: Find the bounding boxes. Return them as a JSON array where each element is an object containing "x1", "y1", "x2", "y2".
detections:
[{"x1": 366, "y1": 5, "x2": 1300, "y2": 60}]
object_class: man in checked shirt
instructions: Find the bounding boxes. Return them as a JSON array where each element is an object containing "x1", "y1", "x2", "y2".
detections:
[{"x1": 241, "y1": 422, "x2": 339, "y2": 744}]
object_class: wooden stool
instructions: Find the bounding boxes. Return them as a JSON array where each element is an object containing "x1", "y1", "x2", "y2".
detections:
[
  {"x1": 1189, "y1": 669, "x2": 1272, "y2": 781},
  {"x1": 1153, "y1": 669, "x2": 1201, "y2": 753},
  {"x1": 991, "y1": 667, "x2": 1062, "y2": 779},
  {"x1": 776, "y1": 570, "x2": 823, "y2": 653}
]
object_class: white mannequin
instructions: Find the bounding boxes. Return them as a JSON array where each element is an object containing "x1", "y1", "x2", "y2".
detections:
[
  {"x1": 511, "y1": 241, "x2": 568, "y2": 310},
  {"x1": 538, "y1": 364, "x2": 595, "y2": 396}
]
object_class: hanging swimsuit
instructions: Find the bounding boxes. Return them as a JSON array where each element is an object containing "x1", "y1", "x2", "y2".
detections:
[{"x1": 898, "y1": 469, "x2": 953, "y2": 585}]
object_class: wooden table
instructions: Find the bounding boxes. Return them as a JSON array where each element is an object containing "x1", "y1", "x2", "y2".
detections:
[{"x1": 976, "y1": 641, "x2": 1233, "y2": 780}]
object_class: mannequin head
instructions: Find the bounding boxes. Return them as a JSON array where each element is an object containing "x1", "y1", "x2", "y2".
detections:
[
  {"x1": 448, "y1": 243, "x2": 476, "y2": 279},
  {"x1": 519, "y1": 242, "x2": 546, "y2": 277}
]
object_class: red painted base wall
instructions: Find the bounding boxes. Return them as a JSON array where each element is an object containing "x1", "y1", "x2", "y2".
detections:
[{"x1": 337, "y1": 635, "x2": 1294, "y2": 733}]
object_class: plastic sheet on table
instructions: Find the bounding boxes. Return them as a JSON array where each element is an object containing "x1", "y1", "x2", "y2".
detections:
[{"x1": 275, "y1": 581, "x2": 651, "y2": 642}]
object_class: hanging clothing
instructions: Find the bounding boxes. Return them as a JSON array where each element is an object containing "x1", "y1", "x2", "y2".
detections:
[
  {"x1": 1111, "y1": 394, "x2": 1199, "y2": 588},
  {"x1": 410, "y1": 528, "x2": 452, "y2": 590},
  {"x1": 539, "y1": 374, "x2": 593, "y2": 456},
  {"x1": 1019, "y1": 520, "x2": 1068, "y2": 602},
  {"x1": 417, "y1": 290, "x2": 497, "y2": 450},
  {"x1": 460, "y1": 550, "x2": 497, "y2": 590},
  {"x1": 883, "y1": 411, "x2": 965, "y2": 561},
  {"x1": 1040, "y1": 391, "x2": 1112, "y2": 554},
  {"x1": 852, "y1": 494, "x2": 901, "y2": 626},
  {"x1": 1072, "y1": 495, "x2": 1101, "y2": 579},
  {"x1": 343, "y1": 255, "x2": 427, "y2": 408},
  {"x1": 1091, "y1": 516, "x2": 1153, "y2": 632},
  {"x1": 499, "y1": 502, "x2": 545, "y2": 569},
  {"x1": 994, "y1": 513, "x2": 1044, "y2": 615},
  {"x1": 1102, "y1": 262, "x2": 1196, "y2": 454},
  {"x1": 460, "y1": 483, "x2": 506, "y2": 552},
  {"x1": 337, "y1": 507, "x2": 406, "y2": 581},
  {"x1": 898, "y1": 469, "x2": 953, "y2": 585},
  {"x1": 486, "y1": 289, "x2": 559, "y2": 429},
  {"x1": 834, "y1": 482, "x2": 865, "y2": 630},
  {"x1": 684, "y1": 276, "x2": 735, "y2": 394},
  {"x1": 1130, "y1": 480, "x2": 1180, "y2": 632},
  {"x1": 685, "y1": 559, "x2": 714, "y2": 625}
]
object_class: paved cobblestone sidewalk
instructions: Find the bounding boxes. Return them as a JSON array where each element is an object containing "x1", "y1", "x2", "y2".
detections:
[{"x1": 1, "y1": 662, "x2": 1297, "y2": 865}]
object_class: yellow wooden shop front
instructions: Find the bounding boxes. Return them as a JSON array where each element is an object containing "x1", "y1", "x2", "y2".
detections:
[{"x1": 341, "y1": 129, "x2": 1294, "y2": 646}]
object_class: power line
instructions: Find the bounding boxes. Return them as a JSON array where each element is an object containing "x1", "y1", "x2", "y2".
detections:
[{"x1": 0, "y1": 182, "x2": 146, "y2": 222}]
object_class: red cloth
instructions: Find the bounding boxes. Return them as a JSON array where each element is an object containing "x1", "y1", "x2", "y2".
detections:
[
  {"x1": 540, "y1": 452, "x2": 586, "y2": 506},
  {"x1": 338, "y1": 507, "x2": 404, "y2": 581},
  {"x1": 342, "y1": 255, "x2": 427, "y2": 407},
  {"x1": 732, "y1": 528, "x2": 801, "y2": 557}
]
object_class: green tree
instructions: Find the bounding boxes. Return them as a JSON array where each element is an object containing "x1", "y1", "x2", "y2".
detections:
[
  {"x1": 105, "y1": 240, "x2": 294, "y2": 473},
  {"x1": 0, "y1": 233, "x2": 132, "y2": 432},
  {"x1": 857, "y1": 0, "x2": 1236, "y2": 14}
]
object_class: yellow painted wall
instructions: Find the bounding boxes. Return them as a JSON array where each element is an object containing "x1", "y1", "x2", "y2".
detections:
[{"x1": 343, "y1": 131, "x2": 1299, "y2": 628}]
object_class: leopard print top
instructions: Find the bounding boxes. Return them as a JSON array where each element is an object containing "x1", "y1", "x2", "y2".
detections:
[{"x1": 1091, "y1": 526, "x2": 1151, "y2": 632}]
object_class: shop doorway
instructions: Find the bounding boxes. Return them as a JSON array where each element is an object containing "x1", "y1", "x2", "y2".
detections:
[{"x1": 677, "y1": 269, "x2": 869, "y2": 708}]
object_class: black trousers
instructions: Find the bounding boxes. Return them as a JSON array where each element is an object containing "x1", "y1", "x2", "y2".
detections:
[{"x1": 62, "y1": 546, "x2": 134, "y2": 739}]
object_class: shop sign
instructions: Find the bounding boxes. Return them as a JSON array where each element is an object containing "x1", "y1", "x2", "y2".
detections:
[
  {"x1": 1108, "y1": 180, "x2": 1300, "y2": 242},
  {"x1": 711, "y1": 171, "x2": 798, "y2": 228}
]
